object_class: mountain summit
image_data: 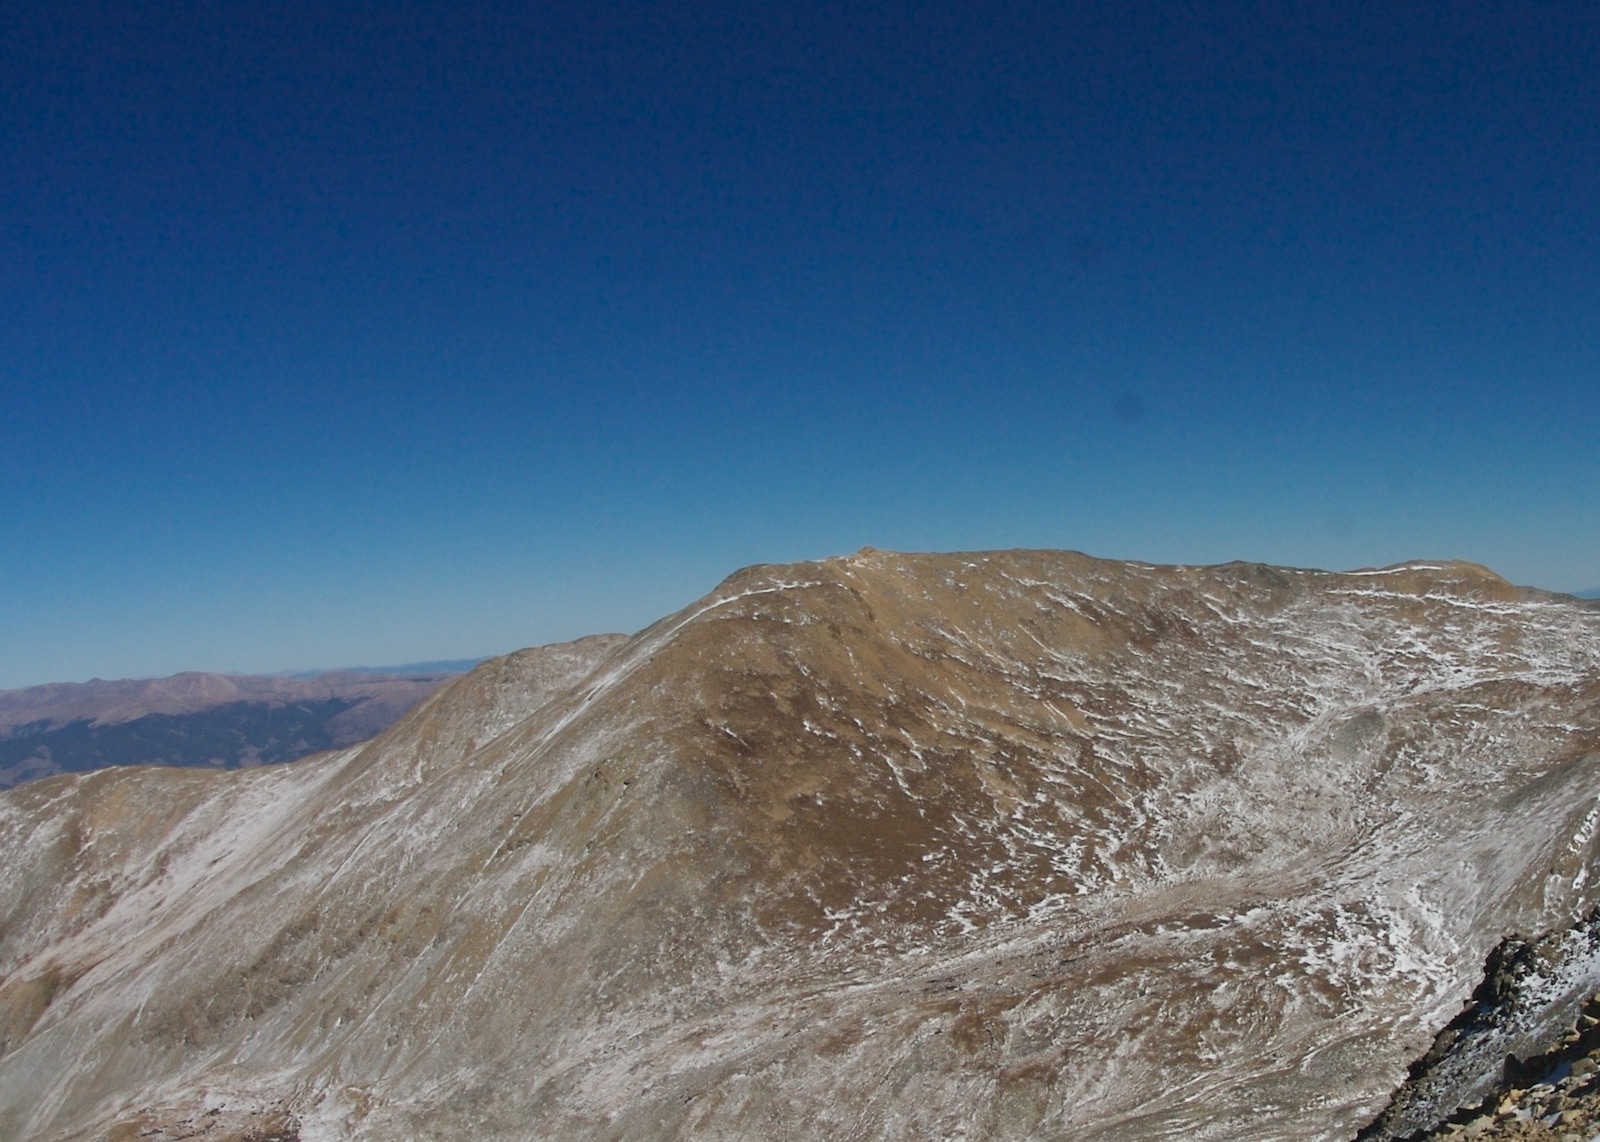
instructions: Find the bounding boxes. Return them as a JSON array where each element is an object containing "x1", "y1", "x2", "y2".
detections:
[{"x1": 2, "y1": 550, "x2": 1598, "y2": 1141}]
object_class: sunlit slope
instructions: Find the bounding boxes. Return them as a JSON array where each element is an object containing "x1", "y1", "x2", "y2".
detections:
[{"x1": 2, "y1": 551, "x2": 1598, "y2": 1141}]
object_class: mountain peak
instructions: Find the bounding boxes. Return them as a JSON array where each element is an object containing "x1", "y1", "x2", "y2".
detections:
[{"x1": 2, "y1": 550, "x2": 1598, "y2": 1141}]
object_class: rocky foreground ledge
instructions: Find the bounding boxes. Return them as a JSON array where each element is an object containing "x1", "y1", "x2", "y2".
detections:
[
  {"x1": 1405, "y1": 1011, "x2": 1600, "y2": 1142},
  {"x1": 1361, "y1": 909, "x2": 1600, "y2": 1141}
]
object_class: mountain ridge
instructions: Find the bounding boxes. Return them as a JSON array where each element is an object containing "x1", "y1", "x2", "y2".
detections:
[
  {"x1": 2, "y1": 549, "x2": 1598, "y2": 1140},
  {"x1": 0, "y1": 668, "x2": 478, "y2": 791}
]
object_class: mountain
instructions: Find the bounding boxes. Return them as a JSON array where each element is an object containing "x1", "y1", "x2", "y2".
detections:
[
  {"x1": 1, "y1": 550, "x2": 1598, "y2": 1141},
  {"x1": 0, "y1": 669, "x2": 473, "y2": 790},
  {"x1": 284, "y1": 659, "x2": 488, "y2": 679},
  {"x1": 1577, "y1": 588, "x2": 1600, "y2": 600}
]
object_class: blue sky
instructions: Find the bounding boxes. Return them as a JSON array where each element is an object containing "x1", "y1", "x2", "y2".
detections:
[{"x1": 2, "y1": 0, "x2": 1597, "y2": 688}]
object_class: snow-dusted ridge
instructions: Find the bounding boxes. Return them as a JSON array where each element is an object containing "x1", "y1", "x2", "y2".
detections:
[{"x1": 0, "y1": 550, "x2": 1597, "y2": 1141}]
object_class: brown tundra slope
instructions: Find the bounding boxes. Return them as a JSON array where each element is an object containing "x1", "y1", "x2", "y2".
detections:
[{"x1": 2, "y1": 550, "x2": 1599, "y2": 1141}]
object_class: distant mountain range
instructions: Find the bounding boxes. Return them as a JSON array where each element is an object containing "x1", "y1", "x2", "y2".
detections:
[
  {"x1": 1578, "y1": 587, "x2": 1600, "y2": 599},
  {"x1": 282, "y1": 657, "x2": 487, "y2": 678},
  {"x1": 0, "y1": 665, "x2": 475, "y2": 790}
]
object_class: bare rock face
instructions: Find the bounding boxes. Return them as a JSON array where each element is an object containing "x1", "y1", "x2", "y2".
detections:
[{"x1": 1, "y1": 551, "x2": 1599, "y2": 1141}]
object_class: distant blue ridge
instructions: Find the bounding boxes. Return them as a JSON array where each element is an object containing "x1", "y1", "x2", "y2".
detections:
[
  {"x1": 1575, "y1": 588, "x2": 1600, "y2": 599},
  {"x1": 286, "y1": 658, "x2": 488, "y2": 679}
]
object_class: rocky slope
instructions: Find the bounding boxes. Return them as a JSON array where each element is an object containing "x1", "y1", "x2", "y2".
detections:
[
  {"x1": 1360, "y1": 911, "x2": 1600, "y2": 1140},
  {"x1": 1368, "y1": 977, "x2": 1600, "y2": 1141},
  {"x1": 1, "y1": 550, "x2": 1598, "y2": 1141},
  {"x1": 0, "y1": 671, "x2": 471, "y2": 790},
  {"x1": 1427, "y1": 1014, "x2": 1600, "y2": 1140}
]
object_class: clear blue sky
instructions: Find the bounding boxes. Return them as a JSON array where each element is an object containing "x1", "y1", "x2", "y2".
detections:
[{"x1": 2, "y1": 0, "x2": 1597, "y2": 688}]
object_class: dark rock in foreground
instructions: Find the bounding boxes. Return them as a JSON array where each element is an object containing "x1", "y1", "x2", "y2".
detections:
[{"x1": 1360, "y1": 911, "x2": 1600, "y2": 1140}]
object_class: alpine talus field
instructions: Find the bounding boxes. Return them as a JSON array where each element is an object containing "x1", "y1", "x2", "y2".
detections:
[{"x1": 2, "y1": 550, "x2": 1598, "y2": 1141}]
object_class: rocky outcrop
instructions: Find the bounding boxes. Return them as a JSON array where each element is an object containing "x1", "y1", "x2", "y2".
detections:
[
  {"x1": 1361, "y1": 912, "x2": 1600, "y2": 1140},
  {"x1": 1371, "y1": 989, "x2": 1600, "y2": 1140}
]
